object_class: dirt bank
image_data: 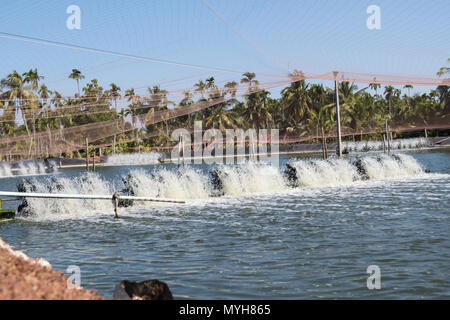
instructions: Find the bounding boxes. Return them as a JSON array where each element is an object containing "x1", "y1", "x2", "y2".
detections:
[{"x1": 0, "y1": 237, "x2": 103, "y2": 300}]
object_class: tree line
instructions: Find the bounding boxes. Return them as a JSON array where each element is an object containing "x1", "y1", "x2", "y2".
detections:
[{"x1": 0, "y1": 63, "x2": 449, "y2": 157}]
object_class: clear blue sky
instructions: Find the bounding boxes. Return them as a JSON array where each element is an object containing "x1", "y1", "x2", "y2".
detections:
[{"x1": 0, "y1": 0, "x2": 448, "y2": 100}]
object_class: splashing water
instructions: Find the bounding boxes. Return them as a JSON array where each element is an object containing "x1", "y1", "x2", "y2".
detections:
[
  {"x1": 19, "y1": 174, "x2": 114, "y2": 220},
  {"x1": 125, "y1": 167, "x2": 211, "y2": 200},
  {"x1": 343, "y1": 138, "x2": 430, "y2": 153},
  {"x1": 105, "y1": 152, "x2": 162, "y2": 166},
  {"x1": 15, "y1": 154, "x2": 428, "y2": 219},
  {"x1": 289, "y1": 158, "x2": 359, "y2": 187},
  {"x1": 216, "y1": 162, "x2": 288, "y2": 195},
  {"x1": 361, "y1": 154, "x2": 424, "y2": 180},
  {"x1": 0, "y1": 161, "x2": 56, "y2": 178}
]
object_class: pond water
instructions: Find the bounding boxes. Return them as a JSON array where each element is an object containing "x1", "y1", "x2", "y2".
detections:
[{"x1": 0, "y1": 149, "x2": 449, "y2": 299}]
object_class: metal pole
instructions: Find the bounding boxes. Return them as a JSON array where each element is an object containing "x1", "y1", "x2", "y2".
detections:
[
  {"x1": 385, "y1": 119, "x2": 391, "y2": 155},
  {"x1": 92, "y1": 148, "x2": 96, "y2": 172},
  {"x1": 321, "y1": 127, "x2": 326, "y2": 160},
  {"x1": 85, "y1": 137, "x2": 89, "y2": 172},
  {"x1": 112, "y1": 192, "x2": 119, "y2": 219},
  {"x1": 182, "y1": 135, "x2": 185, "y2": 167},
  {"x1": 0, "y1": 191, "x2": 186, "y2": 203},
  {"x1": 178, "y1": 135, "x2": 181, "y2": 168},
  {"x1": 333, "y1": 71, "x2": 342, "y2": 158}
]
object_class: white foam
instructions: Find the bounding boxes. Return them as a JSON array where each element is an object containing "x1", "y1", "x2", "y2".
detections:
[
  {"x1": 15, "y1": 155, "x2": 429, "y2": 219},
  {"x1": 290, "y1": 158, "x2": 359, "y2": 187},
  {"x1": 216, "y1": 162, "x2": 288, "y2": 195},
  {"x1": 361, "y1": 154, "x2": 423, "y2": 180},
  {"x1": 0, "y1": 161, "x2": 55, "y2": 178},
  {"x1": 343, "y1": 137, "x2": 430, "y2": 152},
  {"x1": 127, "y1": 167, "x2": 211, "y2": 200},
  {"x1": 105, "y1": 152, "x2": 162, "y2": 166},
  {"x1": 21, "y1": 173, "x2": 114, "y2": 220}
]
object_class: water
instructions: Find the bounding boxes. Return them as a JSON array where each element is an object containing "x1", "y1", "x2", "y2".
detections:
[
  {"x1": 105, "y1": 152, "x2": 162, "y2": 166},
  {"x1": 343, "y1": 137, "x2": 430, "y2": 152},
  {"x1": 0, "y1": 161, "x2": 52, "y2": 178},
  {"x1": 0, "y1": 149, "x2": 449, "y2": 299}
]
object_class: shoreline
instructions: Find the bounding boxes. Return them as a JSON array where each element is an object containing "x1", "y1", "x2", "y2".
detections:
[
  {"x1": 2, "y1": 138, "x2": 449, "y2": 170},
  {"x1": 0, "y1": 237, "x2": 103, "y2": 300}
]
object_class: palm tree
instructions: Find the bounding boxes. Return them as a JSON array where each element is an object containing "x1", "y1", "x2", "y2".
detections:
[
  {"x1": 23, "y1": 69, "x2": 44, "y2": 91},
  {"x1": 68, "y1": 69, "x2": 85, "y2": 96},
  {"x1": 205, "y1": 77, "x2": 220, "y2": 100},
  {"x1": 384, "y1": 85, "x2": 395, "y2": 116},
  {"x1": 194, "y1": 80, "x2": 206, "y2": 100},
  {"x1": 205, "y1": 99, "x2": 238, "y2": 130},
  {"x1": 124, "y1": 88, "x2": 137, "y2": 104},
  {"x1": 437, "y1": 59, "x2": 450, "y2": 77},
  {"x1": 224, "y1": 81, "x2": 238, "y2": 98},
  {"x1": 148, "y1": 86, "x2": 174, "y2": 137},
  {"x1": 369, "y1": 82, "x2": 381, "y2": 94},
  {"x1": 281, "y1": 79, "x2": 310, "y2": 127},
  {"x1": 109, "y1": 83, "x2": 121, "y2": 110},
  {"x1": 0, "y1": 71, "x2": 38, "y2": 136},
  {"x1": 403, "y1": 85, "x2": 413, "y2": 96},
  {"x1": 242, "y1": 90, "x2": 272, "y2": 129},
  {"x1": 240, "y1": 72, "x2": 259, "y2": 93}
]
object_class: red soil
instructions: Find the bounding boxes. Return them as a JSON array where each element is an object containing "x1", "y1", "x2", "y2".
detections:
[{"x1": 0, "y1": 237, "x2": 103, "y2": 300}]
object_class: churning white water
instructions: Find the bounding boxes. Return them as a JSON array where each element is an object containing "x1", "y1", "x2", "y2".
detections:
[
  {"x1": 289, "y1": 158, "x2": 359, "y2": 187},
  {"x1": 216, "y1": 162, "x2": 288, "y2": 195},
  {"x1": 14, "y1": 154, "x2": 431, "y2": 220},
  {"x1": 125, "y1": 167, "x2": 211, "y2": 200},
  {"x1": 20, "y1": 174, "x2": 114, "y2": 219},
  {"x1": 105, "y1": 152, "x2": 162, "y2": 166},
  {"x1": 0, "y1": 161, "x2": 55, "y2": 178},
  {"x1": 343, "y1": 137, "x2": 430, "y2": 152}
]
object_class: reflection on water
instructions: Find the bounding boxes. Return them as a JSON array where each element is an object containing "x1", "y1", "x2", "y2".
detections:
[{"x1": 0, "y1": 150, "x2": 449, "y2": 299}]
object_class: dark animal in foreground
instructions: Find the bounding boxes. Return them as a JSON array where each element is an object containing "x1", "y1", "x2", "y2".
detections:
[{"x1": 113, "y1": 279, "x2": 173, "y2": 300}]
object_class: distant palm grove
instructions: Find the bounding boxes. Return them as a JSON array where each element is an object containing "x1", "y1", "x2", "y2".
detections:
[{"x1": 0, "y1": 62, "x2": 449, "y2": 158}]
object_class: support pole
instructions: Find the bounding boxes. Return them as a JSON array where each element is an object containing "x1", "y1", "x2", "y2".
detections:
[
  {"x1": 385, "y1": 119, "x2": 391, "y2": 155},
  {"x1": 382, "y1": 134, "x2": 386, "y2": 153},
  {"x1": 85, "y1": 137, "x2": 89, "y2": 172},
  {"x1": 424, "y1": 128, "x2": 428, "y2": 139},
  {"x1": 182, "y1": 135, "x2": 185, "y2": 167},
  {"x1": 113, "y1": 135, "x2": 116, "y2": 154},
  {"x1": 178, "y1": 135, "x2": 182, "y2": 168},
  {"x1": 112, "y1": 192, "x2": 119, "y2": 219},
  {"x1": 92, "y1": 148, "x2": 96, "y2": 172},
  {"x1": 333, "y1": 71, "x2": 342, "y2": 158},
  {"x1": 321, "y1": 128, "x2": 326, "y2": 160}
]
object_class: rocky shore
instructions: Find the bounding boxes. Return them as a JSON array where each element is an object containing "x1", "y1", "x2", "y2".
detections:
[{"x1": 0, "y1": 237, "x2": 103, "y2": 300}]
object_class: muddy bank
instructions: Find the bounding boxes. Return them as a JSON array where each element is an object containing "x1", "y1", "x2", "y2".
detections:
[{"x1": 0, "y1": 237, "x2": 103, "y2": 300}]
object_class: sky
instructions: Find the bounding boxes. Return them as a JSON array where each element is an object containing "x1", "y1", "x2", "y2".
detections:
[{"x1": 0, "y1": 0, "x2": 449, "y2": 102}]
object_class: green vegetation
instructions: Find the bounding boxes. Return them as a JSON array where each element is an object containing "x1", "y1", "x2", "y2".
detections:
[{"x1": 0, "y1": 62, "x2": 449, "y2": 158}]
